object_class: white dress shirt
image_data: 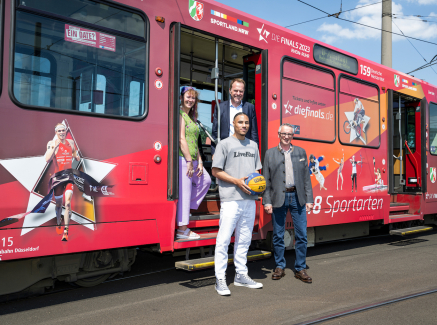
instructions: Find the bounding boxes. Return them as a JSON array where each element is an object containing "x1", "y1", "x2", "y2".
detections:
[{"x1": 229, "y1": 101, "x2": 243, "y2": 136}]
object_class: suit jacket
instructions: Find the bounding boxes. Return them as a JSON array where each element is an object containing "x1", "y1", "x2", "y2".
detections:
[
  {"x1": 211, "y1": 100, "x2": 259, "y2": 155},
  {"x1": 262, "y1": 145, "x2": 314, "y2": 208}
]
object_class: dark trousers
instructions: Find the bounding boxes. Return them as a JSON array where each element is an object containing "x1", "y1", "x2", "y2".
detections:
[
  {"x1": 272, "y1": 192, "x2": 307, "y2": 271},
  {"x1": 351, "y1": 173, "x2": 357, "y2": 191}
]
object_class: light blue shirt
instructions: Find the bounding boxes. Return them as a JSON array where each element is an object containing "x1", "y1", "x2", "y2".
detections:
[{"x1": 229, "y1": 101, "x2": 243, "y2": 136}]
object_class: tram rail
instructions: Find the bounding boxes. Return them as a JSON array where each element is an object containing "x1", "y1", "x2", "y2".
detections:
[{"x1": 296, "y1": 287, "x2": 437, "y2": 325}]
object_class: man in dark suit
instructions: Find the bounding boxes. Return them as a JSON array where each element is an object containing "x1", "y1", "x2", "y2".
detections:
[
  {"x1": 263, "y1": 123, "x2": 314, "y2": 283},
  {"x1": 211, "y1": 78, "x2": 259, "y2": 155}
]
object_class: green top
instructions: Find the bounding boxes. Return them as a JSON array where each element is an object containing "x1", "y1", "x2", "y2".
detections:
[{"x1": 179, "y1": 109, "x2": 199, "y2": 160}]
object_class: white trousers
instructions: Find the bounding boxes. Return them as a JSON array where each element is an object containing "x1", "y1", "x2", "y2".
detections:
[{"x1": 214, "y1": 200, "x2": 256, "y2": 279}]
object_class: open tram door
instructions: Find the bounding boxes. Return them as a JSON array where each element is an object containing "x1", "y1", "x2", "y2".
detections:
[
  {"x1": 242, "y1": 51, "x2": 268, "y2": 161},
  {"x1": 168, "y1": 23, "x2": 271, "y2": 264},
  {"x1": 388, "y1": 91, "x2": 426, "y2": 195}
]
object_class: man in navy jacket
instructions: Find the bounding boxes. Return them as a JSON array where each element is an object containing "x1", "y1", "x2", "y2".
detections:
[{"x1": 211, "y1": 78, "x2": 259, "y2": 155}]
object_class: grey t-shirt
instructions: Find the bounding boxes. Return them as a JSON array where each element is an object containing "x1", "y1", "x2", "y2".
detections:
[{"x1": 212, "y1": 136, "x2": 262, "y2": 202}]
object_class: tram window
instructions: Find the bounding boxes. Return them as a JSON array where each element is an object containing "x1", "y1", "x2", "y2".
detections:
[
  {"x1": 16, "y1": 0, "x2": 145, "y2": 38},
  {"x1": 189, "y1": 89, "x2": 221, "y2": 145},
  {"x1": 14, "y1": 52, "x2": 52, "y2": 107},
  {"x1": 281, "y1": 60, "x2": 335, "y2": 142},
  {"x1": 406, "y1": 107, "x2": 416, "y2": 151},
  {"x1": 339, "y1": 77, "x2": 380, "y2": 148},
  {"x1": 128, "y1": 81, "x2": 145, "y2": 117},
  {"x1": 429, "y1": 103, "x2": 437, "y2": 155},
  {"x1": 12, "y1": 5, "x2": 147, "y2": 119}
]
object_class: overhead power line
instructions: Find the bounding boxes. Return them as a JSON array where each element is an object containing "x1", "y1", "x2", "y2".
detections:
[
  {"x1": 392, "y1": 20, "x2": 437, "y2": 75},
  {"x1": 286, "y1": 0, "x2": 387, "y2": 28},
  {"x1": 393, "y1": 14, "x2": 437, "y2": 19},
  {"x1": 393, "y1": 17, "x2": 437, "y2": 23},
  {"x1": 408, "y1": 55, "x2": 437, "y2": 74},
  {"x1": 296, "y1": 0, "x2": 437, "y2": 46}
]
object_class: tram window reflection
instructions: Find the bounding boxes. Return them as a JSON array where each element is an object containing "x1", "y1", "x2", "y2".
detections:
[
  {"x1": 281, "y1": 59, "x2": 335, "y2": 143},
  {"x1": 13, "y1": 5, "x2": 147, "y2": 119},
  {"x1": 429, "y1": 103, "x2": 437, "y2": 155}
]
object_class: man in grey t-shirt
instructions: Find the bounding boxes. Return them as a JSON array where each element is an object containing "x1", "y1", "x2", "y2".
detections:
[{"x1": 212, "y1": 112, "x2": 263, "y2": 296}]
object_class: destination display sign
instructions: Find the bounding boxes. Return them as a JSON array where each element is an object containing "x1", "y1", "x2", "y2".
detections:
[{"x1": 313, "y1": 44, "x2": 358, "y2": 75}]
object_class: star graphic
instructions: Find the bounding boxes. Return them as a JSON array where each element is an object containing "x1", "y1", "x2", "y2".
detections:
[
  {"x1": 283, "y1": 101, "x2": 293, "y2": 115},
  {"x1": 257, "y1": 24, "x2": 269, "y2": 43},
  {"x1": 0, "y1": 120, "x2": 116, "y2": 235}
]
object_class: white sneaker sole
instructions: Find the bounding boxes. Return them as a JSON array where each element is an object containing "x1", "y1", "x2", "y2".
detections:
[
  {"x1": 234, "y1": 282, "x2": 263, "y2": 289},
  {"x1": 176, "y1": 235, "x2": 200, "y2": 239},
  {"x1": 215, "y1": 287, "x2": 231, "y2": 296}
]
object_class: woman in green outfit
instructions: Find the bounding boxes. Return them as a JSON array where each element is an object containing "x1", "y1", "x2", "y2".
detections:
[{"x1": 177, "y1": 86, "x2": 211, "y2": 239}]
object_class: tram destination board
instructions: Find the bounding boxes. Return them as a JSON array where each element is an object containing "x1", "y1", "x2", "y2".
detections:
[{"x1": 313, "y1": 44, "x2": 358, "y2": 75}]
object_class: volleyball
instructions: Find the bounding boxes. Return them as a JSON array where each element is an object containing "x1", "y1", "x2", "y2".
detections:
[{"x1": 245, "y1": 173, "x2": 266, "y2": 195}]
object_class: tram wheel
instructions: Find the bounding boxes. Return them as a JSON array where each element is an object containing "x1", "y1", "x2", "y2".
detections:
[
  {"x1": 75, "y1": 273, "x2": 112, "y2": 287},
  {"x1": 343, "y1": 120, "x2": 351, "y2": 134}
]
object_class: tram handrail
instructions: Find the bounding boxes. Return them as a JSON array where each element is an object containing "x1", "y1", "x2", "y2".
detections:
[
  {"x1": 197, "y1": 120, "x2": 217, "y2": 144},
  {"x1": 404, "y1": 140, "x2": 420, "y2": 185}
]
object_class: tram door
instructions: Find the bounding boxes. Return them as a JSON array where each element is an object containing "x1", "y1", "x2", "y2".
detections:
[
  {"x1": 389, "y1": 91, "x2": 426, "y2": 193},
  {"x1": 168, "y1": 23, "x2": 265, "y2": 199},
  {"x1": 243, "y1": 52, "x2": 268, "y2": 160}
]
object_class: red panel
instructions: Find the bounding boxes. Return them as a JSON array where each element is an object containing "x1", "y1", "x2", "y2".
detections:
[
  {"x1": 283, "y1": 61, "x2": 334, "y2": 90},
  {"x1": 389, "y1": 205, "x2": 410, "y2": 212},
  {"x1": 340, "y1": 78, "x2": 378, "y2": 98},
  {"x1": 187, "y1": 219, "x2": 219, "y2": 228}
]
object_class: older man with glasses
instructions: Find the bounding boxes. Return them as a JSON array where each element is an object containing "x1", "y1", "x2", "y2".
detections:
[{"x1": 262, "y1": 123, "x2": 314, "y2": 283}]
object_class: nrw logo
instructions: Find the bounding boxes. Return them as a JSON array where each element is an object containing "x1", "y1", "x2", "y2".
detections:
[
  {"x1": 394, "y1": 74, "x2": 400, "y2": 87},
  {"x1": 257, "y1": 24, "x2": 269, "y2": 43},
  {"x1": 189, "y1": 0, "x2": 204, "y2": 21}
]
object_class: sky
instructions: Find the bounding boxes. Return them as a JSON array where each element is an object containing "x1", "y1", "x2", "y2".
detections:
[{"x1": 215, "y1": 0, "x2": 437, "y2": 85}]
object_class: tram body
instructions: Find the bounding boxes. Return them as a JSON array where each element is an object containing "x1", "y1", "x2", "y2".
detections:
[{"x1": 1, "y1": 0, "x2": 437, "y2": 295}]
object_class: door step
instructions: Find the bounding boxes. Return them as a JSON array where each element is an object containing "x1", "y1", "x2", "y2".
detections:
[
  {"x1": 389, "y1": 226, "x2": 433, "y2": 236},
  {"x1": 188, "y1": 213, "x2": 220, "y2": 228},
  {"x1": 389, "y1": 203, "x2": 410, "y2": 213},
  {"x1": 174, "y1": 232, "x2": 222, "y2": 249},
  {"x1": 175, "y1": 250, "x2": 271, "y2": 271},
  {"x1": 389, "y1": 214, "x2": 421, "y2": 223}
]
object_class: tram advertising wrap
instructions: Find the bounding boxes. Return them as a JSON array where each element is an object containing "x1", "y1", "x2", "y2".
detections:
[{"x1": 0, "y1": 119, "x2": 163, "y2": 261}]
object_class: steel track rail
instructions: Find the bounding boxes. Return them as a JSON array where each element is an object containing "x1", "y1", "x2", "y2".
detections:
[{"x1": 295, "y1": 287, "x2": 437, "y2": 325}]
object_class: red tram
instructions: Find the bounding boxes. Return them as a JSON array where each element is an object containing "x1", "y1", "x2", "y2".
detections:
[{"x1": 1, "y1": 0, "x2": 437, "y2": 296}]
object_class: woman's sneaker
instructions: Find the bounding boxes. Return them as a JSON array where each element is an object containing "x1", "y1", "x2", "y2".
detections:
[
  {"x1": 176, "y1": 228, "x2": 200, "y2": 240},
  {"x1": 215, "y1": 278, "x2": 231, "y2": 296},
  {"x1": 234, "y1": 273, "x2": 263, "y2": 289}
]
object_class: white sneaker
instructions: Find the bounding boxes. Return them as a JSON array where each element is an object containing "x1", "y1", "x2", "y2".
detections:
[
  {"x1": 234, "y1": 273, "x2": 263, "y2": 289},
  {"x1": 176, "y1": 228, "x2": 200, "y2": 239},
  {"x1": 215, "y1": 278, "x2": 231, "y2": 296}
]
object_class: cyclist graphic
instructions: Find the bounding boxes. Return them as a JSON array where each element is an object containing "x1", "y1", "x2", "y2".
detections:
[
  {"x1": 343, "y1": 98, "x2": 370, "y2": 145},
  {"x1": 352, "y1": 98, "x2": 365, "y2": 128}
]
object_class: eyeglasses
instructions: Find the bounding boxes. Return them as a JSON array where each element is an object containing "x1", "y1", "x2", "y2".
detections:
[
  {"x1": 180, "y1": 86, "x2": 194, "y2": 95},
  {"x1": 279, "y1": 133, "x2": 293, "y2": 137}
]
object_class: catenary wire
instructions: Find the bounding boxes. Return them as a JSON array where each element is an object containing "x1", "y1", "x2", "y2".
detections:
[
  {"x1": 296, "y1": 0, "x2": 437, "y2": 46},
  {"x1": 286, "y1": 0, "x2": 387, "y2": 28},
  {"x1": 392, "y1": 20, "x2": 437, "y2": 75}
]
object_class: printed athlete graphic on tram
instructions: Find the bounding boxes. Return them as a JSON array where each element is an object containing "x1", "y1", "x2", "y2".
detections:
[{"x1": 0, "y1": 0, "x2": 437, "y2": 297}]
